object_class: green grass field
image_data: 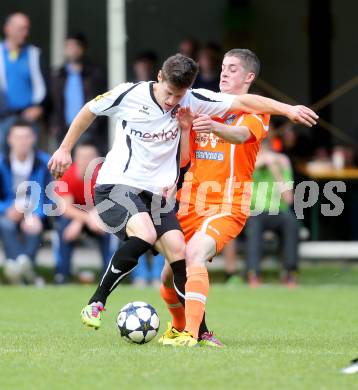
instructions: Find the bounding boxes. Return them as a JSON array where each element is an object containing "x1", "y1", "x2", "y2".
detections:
[{"x1": 1, "y1": 276, "x2": 358, "y2": 389}]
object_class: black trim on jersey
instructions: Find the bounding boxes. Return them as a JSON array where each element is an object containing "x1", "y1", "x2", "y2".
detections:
[
  {"x1": 149, "y1": 82, "x2": 164, "y2": 113},
  {"x1": 174, "y1": 132, "x2": 181, "y2": 185},
  {"x1": 191, "y1": 91, "x2": 221, "y2": 103},
  {"x1": 173, "y1": 133, "x2": 182, "y2": 213},
  {"x1": 123, "y1": 135, "x2": 132, "y2": 173},
  {"x1": 104, "y1": 82, "x2": 142, "y2": 111}
]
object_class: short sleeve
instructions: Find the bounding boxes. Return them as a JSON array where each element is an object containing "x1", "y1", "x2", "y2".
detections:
[
  {"x1": 240, "y1": 113, "x2": 270, "y2": 142},
  {"x1": 188, "y1": 88, "x2": 235, "y2": 117},
  {"x1": 88, "y1": 82, "x2": 135, "y2": 117}
]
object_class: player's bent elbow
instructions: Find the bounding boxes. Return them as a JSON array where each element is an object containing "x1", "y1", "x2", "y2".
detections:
[
  {"x1": 235, "y1": 128, "x2": 252, "y2": 144},
  {"x1": 234, "y1": 135, "x2": 246, "y2": 144}
]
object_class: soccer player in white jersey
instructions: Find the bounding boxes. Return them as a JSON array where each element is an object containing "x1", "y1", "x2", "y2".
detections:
[{"x1": 48, "y1": 53, "x2": 318, "y2": 330}]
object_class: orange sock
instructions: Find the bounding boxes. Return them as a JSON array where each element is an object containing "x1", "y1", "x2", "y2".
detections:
[
  {"x1": 159, "y1": 284, "x2": 185, "y2": 331},
  {"x1": 185, "y1": 265, "x2": 209, "y2": 339}
]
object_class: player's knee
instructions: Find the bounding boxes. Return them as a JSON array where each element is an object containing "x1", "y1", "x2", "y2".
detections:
[
  {"x1": 185, "y1": 233, "x2": 216, "y2": 266},
  {"x1": 126, "y1": 215, "x2": 157, "y2": 244},
  {"x1": 161, "y1": 231, "x2": 186, "y2": 261},
  {"x1": 143, "y1": 231, "x2": 157, "y2": 245},
  {"x1": 185, "y1": 243, "x2": 205, "y2": 267},
  {"x1": 167, "y1": 242, "x2": 186, "y2": 261}
]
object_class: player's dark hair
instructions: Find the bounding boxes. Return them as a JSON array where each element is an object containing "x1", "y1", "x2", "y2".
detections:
[
  {"x1": 224, "y1": 49, "x2": 261, "y2": 80},
  {"x1": 161, "y1": 54, "x2": 199, "y2": 89}
]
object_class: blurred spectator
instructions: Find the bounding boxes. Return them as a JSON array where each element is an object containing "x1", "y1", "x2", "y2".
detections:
[
  {"x1": 178, "y1": 38, "x2": 199, "y2": 60},
  {"x1": 132, "y1": 252, "x2": 165, "y2": 287},
  {"x1": 53, "y1": 142, "x2": 115, "y2": 284},
  {"x1": 269, "y1": 117, "x2": 313, "y2": 164},
  {"x1": 0, "y1": 120, "x2": 50, "y2": 284},
  {"x1": 245, "y1": 140, "x2": 299, "y2": 287},
  {"x1": 192, "y1": 43, "x2": 221, "y2": 92},
  {"x1": 50, "y1": 33, "x2": 107, "y2": 154},
  {"x1": 0, "y1": 12, "x2": 46, "y2": 154},
  {"x1": 132, "y1": 51, "x2": 158, "y2": 82}
]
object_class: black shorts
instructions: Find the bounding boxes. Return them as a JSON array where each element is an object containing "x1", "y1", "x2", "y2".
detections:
[{"x1": 94, "y1": 184, "x2": 182, "y2": 241}]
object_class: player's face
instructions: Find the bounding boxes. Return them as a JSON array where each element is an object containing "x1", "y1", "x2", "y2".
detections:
[
  {"x1": 220, "y1": 56, "x2": 254, "y2": 94},
  {"x1": 156, "y1": 74, "x2": 187, "y2": 111}
]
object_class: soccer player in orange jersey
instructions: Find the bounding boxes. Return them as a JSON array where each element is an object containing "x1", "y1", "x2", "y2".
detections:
[{"x1": 160, "y1": 49, "x2": 312, "y2": 347}]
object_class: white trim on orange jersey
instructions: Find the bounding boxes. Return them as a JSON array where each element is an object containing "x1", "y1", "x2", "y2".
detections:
[
  {"x1": 225, "y1": 114, "x2": 244, "y2": 204},
  {"x1": 227, "y1": 143, "x2": 236, "y2": 204},
  {"x1": 200, "y1": 212, "x2": 232, "y2": 235},
  {"x1": 252, "y1": 114, "x2": 270, "y2": 131}
]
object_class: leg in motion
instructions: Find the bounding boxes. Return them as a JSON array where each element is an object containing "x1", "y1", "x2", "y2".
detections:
[
  {"x1": 173, "y1": 231, "x2": 216, "y2": 347},
  {"x1": 81, "y1": 212, "x2": 156, "y2": 329}
]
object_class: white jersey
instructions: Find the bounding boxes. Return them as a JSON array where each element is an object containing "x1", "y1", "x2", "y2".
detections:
[{"x1": 88, "y1": 81, "x2": 234, "y2": 194}]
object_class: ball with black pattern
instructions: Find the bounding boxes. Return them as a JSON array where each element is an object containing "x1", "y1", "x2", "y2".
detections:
[{"x1": 116, "y1": 301, "x2": 160, "y2": 344}]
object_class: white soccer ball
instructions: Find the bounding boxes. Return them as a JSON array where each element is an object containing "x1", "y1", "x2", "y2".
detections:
[{"x1": 116, "y1": 301, "x2": 160, "y2": 344}]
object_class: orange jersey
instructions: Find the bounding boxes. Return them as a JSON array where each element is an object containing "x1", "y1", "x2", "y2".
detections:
[
  {"x1": 177, "y1": 111, "x2": 270, "y2": 251},
  {"x1": 179, "y1": 111, "x2": 270, "y2": 213}
]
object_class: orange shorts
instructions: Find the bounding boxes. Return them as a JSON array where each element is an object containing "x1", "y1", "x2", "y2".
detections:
[{"x1": 177, "y1": 204, "x2": 247, "y2": 254}]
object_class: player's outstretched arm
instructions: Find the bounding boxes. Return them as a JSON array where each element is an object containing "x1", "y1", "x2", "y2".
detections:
[
  {"x1": 177, "y1": 107, "x2": 195, "y2": 167},
  {"x1": 48, "y1": 103, "x2": 96, "y2": 178},
  {"x1": 192, "y1": 114, "x2": 251, "y2": 144},
  {"x1": 231, "y1": 94, "x2": 318, "y2": 127}
]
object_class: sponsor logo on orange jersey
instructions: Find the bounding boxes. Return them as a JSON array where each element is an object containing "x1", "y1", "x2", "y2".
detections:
[
  {"x1": 195, "y1": 133, "x2": 225, "y2": 148},
  {"x1": 195, "y1": 150, "x2": 224, "y2": 161}
]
